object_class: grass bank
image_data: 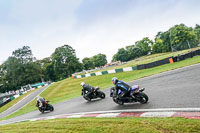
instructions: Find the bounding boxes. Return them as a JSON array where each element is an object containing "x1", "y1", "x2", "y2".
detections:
[
  {"x1": 1, "y1": 117, "x2": 200, "y2": 133},
  {"x1": 83, "y1": 47, "x2": 200, "y2": 73},
  {"x1": 2, "y1": 55, "x2": 200, "y2": 121}
]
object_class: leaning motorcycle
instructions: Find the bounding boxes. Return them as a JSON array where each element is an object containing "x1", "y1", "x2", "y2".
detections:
[
  {"x1": 82, "y1": 87, "x2": 106, "y2": 101},
  {"x1": 36, "y1": 100, "x2": 54, "y2": 113},
  {"x1": 110, "y1": 85, "x2": 148, "y2": 105}
]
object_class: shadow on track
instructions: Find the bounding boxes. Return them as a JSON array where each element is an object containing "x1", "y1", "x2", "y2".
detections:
[
  {"x1": 112, "y1": 102, "x2": 151, "y2": 110},
  {"x1": 83, "y1": 98, "x2": 104, "y2": 104}
]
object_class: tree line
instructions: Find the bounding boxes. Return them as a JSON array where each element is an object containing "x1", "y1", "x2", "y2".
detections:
[
  {"x1": 0, "y1": 23, "x2": 200, "y2": 92},
  {"x1": 112, "y1": 24, "x2": 200, "y2": 62},
  {"x1": 0, "y1": 45, "x2": 107, "y2": 92}
]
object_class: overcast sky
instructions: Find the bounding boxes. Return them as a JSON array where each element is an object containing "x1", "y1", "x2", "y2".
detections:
[{"x1": 0, "y1": 0, "x2": 200, "y2": 64}]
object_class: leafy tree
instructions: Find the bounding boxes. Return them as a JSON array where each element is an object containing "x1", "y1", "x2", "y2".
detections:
[
  {"x1": 152, "y1": 38, "x2": 164, "y2": 53},
  {"x1": 112, "y1": 38, "x2": 152, "y2": 62},
  {"x1": 153, "y1": 31, "x2": 172, "y2": 53},
  {"x1": 2, "y1": 57, "x2": 41, "y2": 92},
  {"x1": 126, "y1": 45, "x2": 143, "y2": 60},
  {"x1": 135, "y1": 37, "x2": 152, "y2": 55},
  {"x1": 112, "y1": 48, "x2": 129, "y2": 62},
  {"x1": 51, "y1": 44, "x2": 83, "y2": 80},
  {"x1": 169, "y1": 24, "x2": 198, "y2": 50},
  {"x1": 36, "y1": 57, "x2": 54, "y2": 81},
  {"x1": 12, "y1": 46, "x2": 35, "y2": 63},
  {"x1": 3, "y1": 57, "x2": 23, "y2": 91},
  {"x1": 92, "y1": 54, "x2": 107, "y2": 67},
  {"x1": 0, "y1": 46, "x2": 41, "y2": 92},
  {"x1": 82, "y1": 57, "x2": 95, "y2": 70},
  {"x1": 0, "y1": 64, "x2": 6, "y2": 92},
  {"x1": 194, "y1": 24, "x2": 200, "y2": 43},
  {"x1": 44, "y1": 63, "x2": 55, "y2": 81},
  {"x1": 23, "y1": 62, "x2": 41, "y2": 84}
]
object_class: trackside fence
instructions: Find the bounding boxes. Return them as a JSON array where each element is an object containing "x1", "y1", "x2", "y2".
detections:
[{"x1": 72, "y1": 49, "x2": 200, "y2": 79}]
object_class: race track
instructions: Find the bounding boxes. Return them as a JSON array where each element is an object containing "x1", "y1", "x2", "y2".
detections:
[
  {"x1": 0, "y1": 85, "x2": 50, "y2": 119},
  {"x1": 1, "y1": 63, "x2": 200, "y2": 125}
]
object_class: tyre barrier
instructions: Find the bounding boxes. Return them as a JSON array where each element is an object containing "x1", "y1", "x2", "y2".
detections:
[{"x1": 73, "y1": 49, "x2": 200, "y2": 79}]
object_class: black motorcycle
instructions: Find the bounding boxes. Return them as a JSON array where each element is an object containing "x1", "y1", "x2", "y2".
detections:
[
  {"x1": 110, "y1": 85, "x2": 148, "y2": 105},
  {"x1": 82, "y1": 87, "x2": 106, "y2": 101},
  {"x1": 36, "y1": 100, "x2": 54, "y2": 113}
]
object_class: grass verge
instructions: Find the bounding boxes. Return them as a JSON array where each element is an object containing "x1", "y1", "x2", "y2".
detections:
[
  {"x1": 1, "y1": 117, "x2": 200, "y2": 133},
  {"x1": 83, "y1": 47, "x2": 200, "y2": 73},
  {"x1": 1, "y1": 55, "x2": 200, "y2": 121}
]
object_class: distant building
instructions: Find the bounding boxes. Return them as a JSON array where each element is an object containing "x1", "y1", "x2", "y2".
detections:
[{"x1": 104, "y1": 61, "x2": 121, "y2": 67}]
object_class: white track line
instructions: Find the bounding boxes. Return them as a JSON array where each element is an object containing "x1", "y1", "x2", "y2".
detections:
[
  {"x1": 56, "y1": 108, "x2": 200, "y2": 116},
  {"x1": 26, "y1": 108, "x2": 200, "y2": 121},
  {"x1": 97, "y1": 113, "x2": 120, "y2": 118},
  {"x1": 141, "y1": 112, "x2": 175, "y2": 117},
  {"x1": 1, "y1": 108, "x2": 200, "y2": 125}
]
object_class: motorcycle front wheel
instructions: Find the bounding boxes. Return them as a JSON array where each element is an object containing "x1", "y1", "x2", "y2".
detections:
[
  {"x1": 99, "y1": 92, "x2": 106, "y2": 99},
  {"x1": 48, "y1": 104, "x2": 54, "y2": 111},
  {"x1": 136, "y1": 92, "x2": 148, "y2": 104}
]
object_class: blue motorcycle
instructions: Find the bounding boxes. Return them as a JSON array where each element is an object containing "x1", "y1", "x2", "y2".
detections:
[{"x1": 110, "y1": 85, "x2": 148, "y2": 105}]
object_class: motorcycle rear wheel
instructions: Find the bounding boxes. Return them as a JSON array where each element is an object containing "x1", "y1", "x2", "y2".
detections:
[
  {"x1": 49, "y1": 105, "x2": 54, "y2": 111},
  {"x1": 113, "y1": 97, "x2": 124, "y2": 105},
  {"x1": 87, "y1": 98, "x2": 91, "y2": 101},
  {"x1": 85, "y1": 97, "x2": 91, "y2": 101},
  {"x1": 39, "y1": 108, "x2": 44, "y2": 113},
  {"x1": 117, "y1": 100, "x2": 124, "y2": 105}
]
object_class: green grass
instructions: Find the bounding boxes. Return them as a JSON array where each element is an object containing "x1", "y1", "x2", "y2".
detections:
[
  {"x1": 83, "y1": 47, "x2": 200, "y2": 74},
  {"x1": 0, "y1": 89, "x2": 38, "y2": 114},
  {"x1": 1, "y1": 117, "x2": 200, "y2": 133},
  {"x1": 1, "y1": 55, "x2": 200, "y2": 121}
]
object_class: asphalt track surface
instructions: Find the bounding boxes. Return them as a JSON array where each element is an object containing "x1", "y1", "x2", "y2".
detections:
[
  {"x1": 0, "y1": 85, "x2": 50, "y2": 119},
  {"x1": 1, "y1": 63, "x2": 200, "y2": 125}
]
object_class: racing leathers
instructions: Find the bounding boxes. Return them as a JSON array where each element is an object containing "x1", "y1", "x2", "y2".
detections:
[
  {"x1": 115, "y1": 80, "x2": 132, "y2": 99},
  {"x1": 82, "y1": 84, "x2": 95, "y2": 100},
  {"x1": 36, "y1": 97, "x2": 46, "y2": 108}
]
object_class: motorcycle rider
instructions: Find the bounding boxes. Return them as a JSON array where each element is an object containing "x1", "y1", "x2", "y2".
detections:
[
  {"x1": 112, "y1": 77, "x2": 136, "y2": 99},
  {"x1": 36, "y1": 96, "x2": 46, "y2": 108},
  {"x1": 81, "y1": 82, "x2": 95, "y2": 100}
]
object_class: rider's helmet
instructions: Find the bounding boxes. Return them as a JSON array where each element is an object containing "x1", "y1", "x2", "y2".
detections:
[
  {"x1": 36, "y1": 95, "x2": 41, "y2": 101},
  {"x1": 81, "y1": 82, "x2": 85, "y2": 87},
  {"x1": 112, "y1": 77, "x2": 118, "y2": 85}
]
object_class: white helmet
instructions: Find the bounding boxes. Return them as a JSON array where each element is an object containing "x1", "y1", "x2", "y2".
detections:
[
  {"x1": 36, "y1": 95, "x2": 41, "y2": 100},
  {"x1": 81, "y1": 82, "x2": 85, "y2": 86}
]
